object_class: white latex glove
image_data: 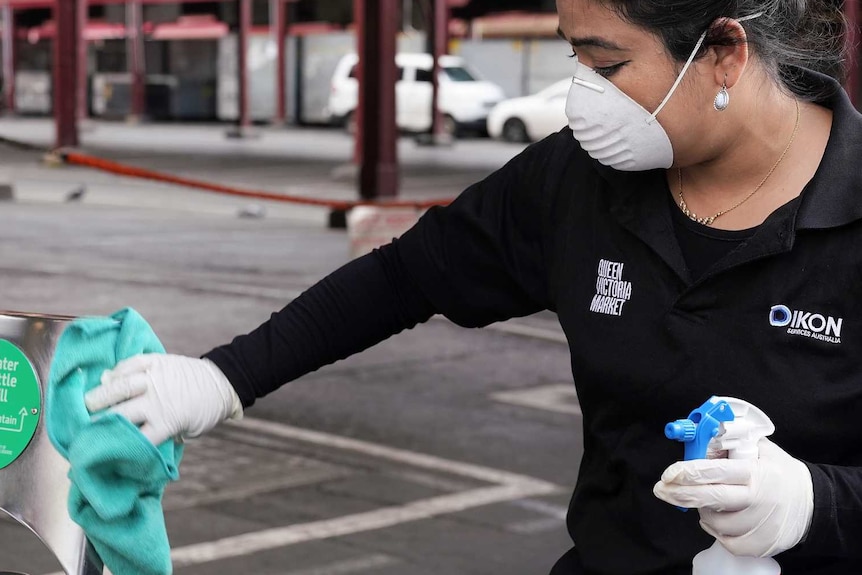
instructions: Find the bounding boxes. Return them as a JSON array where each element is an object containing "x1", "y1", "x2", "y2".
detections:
[
  {"x1": 85, "y1": 354, "x2": 243, "y2": 446},
  {"x1": 653, "y1": 438, "x2": 814, "y2": 558}
]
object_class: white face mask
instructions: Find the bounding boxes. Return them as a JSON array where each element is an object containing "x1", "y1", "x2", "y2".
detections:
[
  {"x1": 566, "y1": 61, "x2": 675, "y2": 171},
  {"x1": 565, "y1": 13, "x2": 761, "y2": 172}
]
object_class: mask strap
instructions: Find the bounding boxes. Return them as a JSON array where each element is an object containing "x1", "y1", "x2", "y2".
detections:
[{"x1": 647, "y1": 12, "x2": 763, "y2": 124}]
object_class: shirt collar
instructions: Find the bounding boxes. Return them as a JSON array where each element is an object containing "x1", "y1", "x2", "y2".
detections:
[
  {"x1": 795, "y1": 70, "x2": 862, "y2": 230},
  {"x1": 596, "y1": 68, "x2": 862, "y2": 232}
]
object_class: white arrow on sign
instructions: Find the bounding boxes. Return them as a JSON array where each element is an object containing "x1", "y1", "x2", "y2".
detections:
[{"x1": 0, "y1": 408, "x2": 28, "y2": 433}]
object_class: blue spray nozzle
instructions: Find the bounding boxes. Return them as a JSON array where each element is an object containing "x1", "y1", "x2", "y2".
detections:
[
  {"x1": 665, "y1": 397, "x2": 736, "y2": 512},
  {"x1": 666, "y1": 397, "x2": 735, "y2": 463},
  {"x1": 665, "y1": 420, "x2": 697, "y2": 442}
]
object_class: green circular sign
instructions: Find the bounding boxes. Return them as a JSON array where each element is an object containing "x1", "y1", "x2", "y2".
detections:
[{"x1": 0, "y1": 340, "x2": 41, "y2": 469}]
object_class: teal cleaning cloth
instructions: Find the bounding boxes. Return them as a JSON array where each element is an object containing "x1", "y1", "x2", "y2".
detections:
[{"x1": 47, "y1": 307, "x2": 183, "y2": 575}]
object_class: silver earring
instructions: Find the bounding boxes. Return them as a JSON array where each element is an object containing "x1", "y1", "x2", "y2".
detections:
[{"x1": 714, "y1": 82, "x2": 730, "y2": 111}]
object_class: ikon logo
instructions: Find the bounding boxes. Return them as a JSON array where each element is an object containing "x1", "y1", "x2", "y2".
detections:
[{"x1": 770, "y1": 304, "x2": 843, "y2": 343}]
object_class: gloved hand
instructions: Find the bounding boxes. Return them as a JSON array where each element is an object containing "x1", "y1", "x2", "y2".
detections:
[
  {"x1": 84, "y1": 354, "x2": 243, "y2": 446},
  {"x1": 653, "y1": 438, "x2": 814, "y2": 558}
]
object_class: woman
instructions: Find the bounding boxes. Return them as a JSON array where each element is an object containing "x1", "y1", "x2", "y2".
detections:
[{"x1": 86, "y1": 0, "x2": 860, "y2": 573}]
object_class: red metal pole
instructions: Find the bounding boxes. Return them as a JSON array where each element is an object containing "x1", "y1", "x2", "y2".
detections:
[
  {"x1": 54, "y1": 0, "x2": 79, "y2": 148},
  {"x1": 2, "y1": 4, "x2": 15, "y2": 114},
  {"x1": 238, "y1": 0, "x2": 251, "y2": 131},
  {"x1": 430, "y1": 0, "x2": 448, "y2": 139},
  {"x1": 353, "y1": 0, "x2": 364, "y2": 165},
  {"x1": 127, "y1": 0, "x2": 145, "y2": 121},
  {"x1": 77, "y1": 0, "x2": 88, "y2": 120},
  {"x1": 846, "y1": 0, "x2": 859, "y2": 107},
  {"x1": 271, "y1": 0, "x2": 287, "y2": 124},
  {"x1": 359, "y1": 0, "x2": 399, "y2": 199}
]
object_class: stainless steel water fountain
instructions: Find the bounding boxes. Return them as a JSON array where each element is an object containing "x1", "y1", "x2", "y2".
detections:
[{"x1": 0, "y1": 311, "x2": 102, "y2": 575}]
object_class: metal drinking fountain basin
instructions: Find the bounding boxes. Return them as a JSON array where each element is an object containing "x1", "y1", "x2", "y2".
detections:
[{"x1": 0, "y1": 311, "x2": 102, "y2": 575}]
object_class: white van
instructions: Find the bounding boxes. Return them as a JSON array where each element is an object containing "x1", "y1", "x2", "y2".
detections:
[{"x1": 325, "y1": 53, "x2": 506, "y2": 136}]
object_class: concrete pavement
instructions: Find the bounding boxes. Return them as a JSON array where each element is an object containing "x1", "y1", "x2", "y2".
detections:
[
  {"x1": 0, "y1": 120, "x2": 580, "y2": 575},
  {"x1": 0, "y1": 118, "x2": 526, "y2": 225}
]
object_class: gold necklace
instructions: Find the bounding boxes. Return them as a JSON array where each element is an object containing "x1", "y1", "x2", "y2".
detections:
[{"x1": 677, "y1": 100, "x2": 801, "y2": 227}]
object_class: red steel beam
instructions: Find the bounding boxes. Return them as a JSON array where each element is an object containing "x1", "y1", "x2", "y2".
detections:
[
  {"x1": 54, "y1": 0, "x2": 78, "y2": 147},
  {"x1": 430, "y1": 0, "x2": 448, "y2": 138},
  {"x1": 359, "y1": 0, "x2": 399, "y2": 199},
  {"x1": 126, "y1": 0, "x2": 145, "y2": 120},
  {"x1": 237, "y1": 0, "x2": 250, "y2": 131},
  {"x1": 77, "y1": 0, "x2": 87, "y2": 119},
  {"x1": 271, "y1": 0, "x2": 286, "y2": 124},
  {"x1": 352, "y1": 0, "x2": 364, "y2": 164},
  {"x1": 2, "y1": 4, "x2": 15, "y2": 113}
]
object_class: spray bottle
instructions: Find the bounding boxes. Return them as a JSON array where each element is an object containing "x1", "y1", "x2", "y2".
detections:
[{"x1": 664, "y1": 396, "x2": 781, "y2": 575}]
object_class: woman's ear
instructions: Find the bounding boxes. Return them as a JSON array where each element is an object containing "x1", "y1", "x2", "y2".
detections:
[{"x1": 707, "y1": 18, "x2": 750, "y2": 90}]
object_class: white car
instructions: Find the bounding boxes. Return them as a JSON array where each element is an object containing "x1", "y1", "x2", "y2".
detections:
[
  {"x1": 487, "y1": 79, "x2": 571, "y2": 143},
  {"x1": 325, "y1": 53, "x2": 506, "y2": 136}
]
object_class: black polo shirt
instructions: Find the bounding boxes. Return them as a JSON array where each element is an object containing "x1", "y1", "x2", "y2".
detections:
[
  {"x1": 394, "y1": 73, "x2": 862, "y2": 574},
  {"x1": 208, "y1": 70, "x2": 862, "y2": 575}
]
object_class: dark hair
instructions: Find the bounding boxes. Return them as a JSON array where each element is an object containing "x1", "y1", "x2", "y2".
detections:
[{"x1": 598, "y1": 0, "x2": 849, "y2": 100}]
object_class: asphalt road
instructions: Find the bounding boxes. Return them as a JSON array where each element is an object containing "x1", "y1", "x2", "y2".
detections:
[{"x1": 0, "y1": 127, "x2": 582, "y2": 575}]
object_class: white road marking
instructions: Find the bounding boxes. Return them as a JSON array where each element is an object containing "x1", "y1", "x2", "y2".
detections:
[
  {"x1": 164, "y1": 472, "x2": 351, "y2": 512},
  {"x1": 491, "y1": 384, "x2": 582, "y2": 416},
  {"x1": 171, "y1": 419, "x2": 559, "y2": 566},
  {"x1": 45, "y1": 418, "x2": 561, "y2": 574},
  {"x1": 505, "y1": 517, "x2": 566, "y2": 534},
  {"x1": 387, "y1": 469, "x2": 476, "y2": 493},
  {"x1": 163, "y1": 431, "x2": 352, "y2": 512},
  {"x1": 505, "y1": 497, "x2": 569, "y2": 535},
  {"x1": 171, "y1": 483, "x2": 556, "y2": 566},
  {"x1": 511, "y1": 498, "x2": 569, "y2": 520},
  {"x1": 229, "y1": 418, "x2": 559, "y2": 488}
]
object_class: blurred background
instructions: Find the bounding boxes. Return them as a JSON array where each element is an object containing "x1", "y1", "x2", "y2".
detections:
[
  {"x1": 0, "y1": 0, "x2": 570, "y2": 142},
  {"x1": 0, "y1": 1, "x2": 858, "y2": 574}
]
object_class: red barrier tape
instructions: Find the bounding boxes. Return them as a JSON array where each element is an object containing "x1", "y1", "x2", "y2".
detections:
[{"x1": 60, "y1": 150, "x2": 455, "y2": 211}]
